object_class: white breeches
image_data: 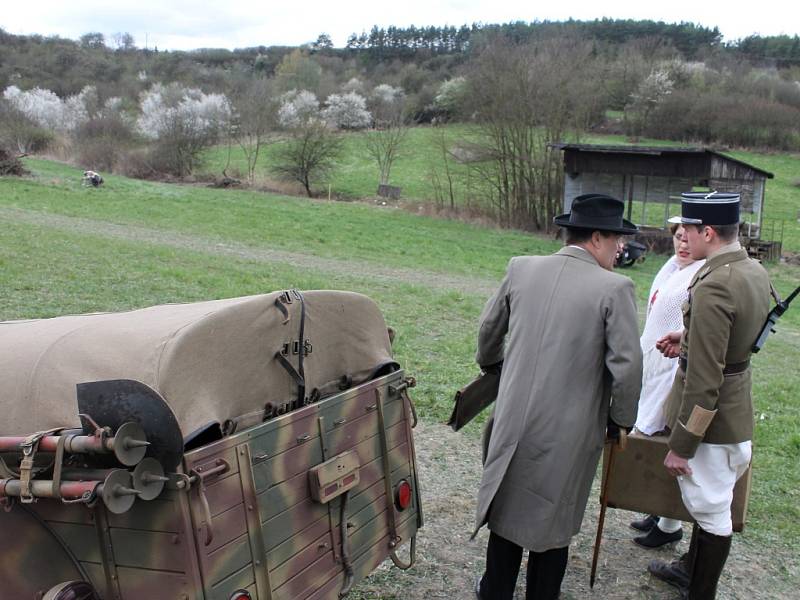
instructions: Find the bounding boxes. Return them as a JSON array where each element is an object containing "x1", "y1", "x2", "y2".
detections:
[{"x1": 677, "y1": 441, "x2": 751, "y2": 536}]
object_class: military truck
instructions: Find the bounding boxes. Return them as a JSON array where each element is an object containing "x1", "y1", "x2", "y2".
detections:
[{"x1": 0, "y1": 290, "x2": 422, "y2": 599}]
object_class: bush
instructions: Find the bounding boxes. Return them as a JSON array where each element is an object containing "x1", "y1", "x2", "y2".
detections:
[
  {"x1": 136, "y1": 83, "x2": 231, "y2": 176},
  {"x1": 0, "y1": 147, "x2": 29, "y2": 176},
  {"x1": 645, "y1": 90, "x2": 800, "y2": 149},
  {"x1": 73, "y1": 115, "x2": 137, "y2": 172},
  {"x1": 322, "y1": 92, "x2": 371, "y2": 129},
  {"x1": 0, "y1": 101, "x2": 54, "y2": 154}
]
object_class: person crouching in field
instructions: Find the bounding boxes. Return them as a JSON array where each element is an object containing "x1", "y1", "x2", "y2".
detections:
[
  {"x1": 472, "y1": 194, "x2": 643, "y2": 600},
  {"x1": 82, "y1": 170, "x2": 103, "y2": 187},
  {"x1": 629, "y1": 221, "x2": 705, "y2": 548}
]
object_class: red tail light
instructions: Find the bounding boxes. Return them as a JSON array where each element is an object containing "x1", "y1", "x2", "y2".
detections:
[
  {"x1": 229, "y1": 590, "x2": 252, "y2": 600},
  {"x1": 395, "y1": 479, "x2": 413, "y2": 511}
]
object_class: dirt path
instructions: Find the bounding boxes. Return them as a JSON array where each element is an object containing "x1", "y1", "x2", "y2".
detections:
[
  {"x1": 353, "y1": 421, "x2": 798, "y2": 599},
  {"x1": 0, "y1": 207, "x2": 499, "y2": 297}
]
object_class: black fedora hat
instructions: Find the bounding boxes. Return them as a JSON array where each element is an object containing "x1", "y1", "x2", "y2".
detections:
[{"x1": 554, "y1": 194, "x2": 638, "y2": 235}]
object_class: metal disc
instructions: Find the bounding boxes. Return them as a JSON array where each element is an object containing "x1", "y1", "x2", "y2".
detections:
[
  {"x1": 132, "y1": 457, "x2": 166, "y2": 501},
  {"x1": 113, "y1": 422, "x2": 148, "y2": 466},
  {"x1": 101, "y1": 470, "x2": 137, "y2": 515}
]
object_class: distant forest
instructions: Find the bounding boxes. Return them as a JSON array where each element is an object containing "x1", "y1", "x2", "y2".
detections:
[
  {"x1": 2, "y1": 19, "x2": 800, "y2": 98},
  {"x1": 2, "y1": 18, "x2": 800, "y2": 228}
]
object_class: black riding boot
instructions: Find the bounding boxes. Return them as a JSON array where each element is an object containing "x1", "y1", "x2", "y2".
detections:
[
  {"x1": 686, "y1": 527, "x2": 732, "y2": 600},
  {"x1": 648, "y1": 524, "x2": 698, "y2": 596}
]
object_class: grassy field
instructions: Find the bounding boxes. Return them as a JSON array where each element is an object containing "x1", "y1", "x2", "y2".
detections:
[
  {"x1": 201, "y1": 126, "x2": 800, "y2": 252},
  {"x1": 2, "y1": 157, "x2": 798, "y2": 565}
]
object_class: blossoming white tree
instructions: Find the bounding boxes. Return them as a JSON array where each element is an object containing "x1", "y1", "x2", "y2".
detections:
[
  {"x1": 136, "y1": 83, "x2": 231, "y2": 175},
  {"x1": 322, "y1": 92, "x2": 372, "y2": 130},
  {"x1": 277, "y1": 90, "x2": 320, "y2": 129}
]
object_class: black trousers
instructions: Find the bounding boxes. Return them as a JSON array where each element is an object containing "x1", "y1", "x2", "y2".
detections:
[{"x1": 479, "y1": 531, "x2": 568, "y2": 600}]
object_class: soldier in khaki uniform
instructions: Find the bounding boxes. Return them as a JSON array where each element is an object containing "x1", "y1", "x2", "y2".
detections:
[{"x1": 648, "y1": 192, "x2": 771, "y2": 599}]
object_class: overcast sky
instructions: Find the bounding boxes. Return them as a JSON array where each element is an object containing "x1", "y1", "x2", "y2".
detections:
[{"x1": 1, "y1": 1, "x2": 798, "y2": 51}]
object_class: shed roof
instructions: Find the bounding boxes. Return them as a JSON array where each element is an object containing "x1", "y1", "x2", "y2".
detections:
[{"x1": 550, "y1": 144, "x2": 774, "y2": 179}]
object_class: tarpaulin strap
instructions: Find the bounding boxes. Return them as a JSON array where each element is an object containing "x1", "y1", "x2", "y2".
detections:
[
  {"x1": 19, "y1": 431, "x2": 49, "y2": 503},
  {"x1": 51, "y1": 434, "x2": 68, "y2": 500},
  {"x1": 274, "y1": 295, "x2": 291, "y2": 324},
  {"x1": 375, "y1": 388, "x2": 401, "y2": 549},
  {"x1": 295, "y1": 290, "x2": 307, "y2": 403},
  {"x1": 275, "y1": 351, "x2": 305, "y2": 390}
]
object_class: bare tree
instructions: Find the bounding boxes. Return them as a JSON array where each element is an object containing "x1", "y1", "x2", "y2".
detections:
[
  {"x1": 364, "y1": 85, "x2": 408, "y2": 190},
  {"x1": 230, "y1": 78, "x2": 277, "y2": 184},
  {"x1": 464, "y1": 35, "x2": 603, "y2": 230},
  {"x1": 271, "y1": 120, "x2": 342, "y2": 197}
]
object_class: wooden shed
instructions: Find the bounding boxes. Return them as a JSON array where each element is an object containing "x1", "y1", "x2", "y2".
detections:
[{"x1": 551, "y1": 144, "x2": 774, "y2": 242}]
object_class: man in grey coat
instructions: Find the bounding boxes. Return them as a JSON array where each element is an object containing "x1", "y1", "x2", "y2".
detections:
[{"x1": 474, "y1": 194, "x2": 643, "y2": 599}]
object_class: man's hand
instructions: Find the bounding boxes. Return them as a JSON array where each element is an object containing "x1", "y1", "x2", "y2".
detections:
[
  {"x1": 664, "y1": 450, "x2": 692, "y2": 477},
  {"x1": 655, "y1": 330, "x2": 683, "y2": 359}
]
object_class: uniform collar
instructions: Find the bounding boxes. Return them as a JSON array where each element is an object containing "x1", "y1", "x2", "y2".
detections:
[
  {"x1": 693, "y1": 245, "x2": 749, "y2": 282},
  {"x1": 708, "y1": 240, "x2": 742, "y2": 260}
]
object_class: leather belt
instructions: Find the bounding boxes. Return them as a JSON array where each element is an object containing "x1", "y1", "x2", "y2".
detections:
[{"x1": 678, "y1": 356, "x2": 750, "y2": 375}]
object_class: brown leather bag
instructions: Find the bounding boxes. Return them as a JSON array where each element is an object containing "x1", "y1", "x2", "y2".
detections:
[{"x1": 448, "y1": 364, "x2": 501, "y2": 432}]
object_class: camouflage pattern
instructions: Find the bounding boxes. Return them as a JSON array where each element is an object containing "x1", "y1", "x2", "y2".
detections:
[{"x1": 0, "y1": 357, "x2": 420, "y2": 600}]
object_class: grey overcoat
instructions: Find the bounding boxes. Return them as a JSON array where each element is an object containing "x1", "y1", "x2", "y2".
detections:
[{"x1": 474, "y1": 247, "x2": 642, "y2": 551}]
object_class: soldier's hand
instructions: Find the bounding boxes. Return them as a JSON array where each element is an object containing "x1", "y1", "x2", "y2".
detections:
[
  {"x1": 664, "y1": 450, "x2": 692, "y2": 477},
  {"x1": 655, "y1": 330, "x2": 682, "y2": 358}
]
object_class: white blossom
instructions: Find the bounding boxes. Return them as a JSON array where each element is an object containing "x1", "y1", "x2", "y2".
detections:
[
  {"x1": 136, "y1": 83, "x2": 231, "y2": 139},
  {"x1": 277, "y1": 89, "x2": 320, "y2": 129},
  {"x1": 322, "y1": 92, "x2": 372, "y2": 130},
  {"x1": 3, "y1": 85, "x2": 94, "y2": 132}
]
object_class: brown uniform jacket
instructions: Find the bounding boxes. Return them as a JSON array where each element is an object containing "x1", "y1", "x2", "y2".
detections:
[{"x1": 665, "y1": 248, "x2": 771, "y2": 458}]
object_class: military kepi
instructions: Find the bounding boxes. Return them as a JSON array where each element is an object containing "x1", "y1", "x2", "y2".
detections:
[{"x1": 676, "y1": 191, "x2": 740, "y2": 226}]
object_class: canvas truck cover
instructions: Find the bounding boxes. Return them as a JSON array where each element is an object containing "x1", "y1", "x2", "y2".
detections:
[{"x1": 0, "y1": 290, "x2": 396, "y2": 437}]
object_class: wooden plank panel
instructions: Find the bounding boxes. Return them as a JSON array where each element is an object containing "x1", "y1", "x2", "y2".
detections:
[
  {"x1": 190, "y1": 471, "x2": 244, "y2": 524},
  {"x1": 32, "y1": 501, "x2": 94, "y2": 525},
  {"x1": 79, "y1": 562, "x2": 106, "y2": 594},
  {"x1": 48, "y1": 522, "x2": 102, "y2": 563},
  {"x1": 248, "y1": 411, "x2": 320, "y2": 468},
  {"x1": 110, "y1": 528, "x2": 186, "y2": 572},
  {"x1": 210, "y1": 563, "x2": 255, "y2": 600},
  {"x1": 116, "y1": 566, "x2": 193, "y2": 597},
  {"x1": 269, "y1": 530, "x2": 332, "y2": 588},
  {"x1": 255, "y1": 430, "x2": 408, "y2": 525},
  {"x1": 304, "y1": 516, "x2": 417, "y2": 600},
  {"x1": 263, "y1": 496, "x2": 328, "y2": 551},
  {"x1": 272, "y1": 551, "x2": 339, "y2": 600},
  {"x1": 266, "y1": 513, "x2": 330, "y2": 569},
  {"x1": 195, "y1": 503, "x2": 249, "y2": 554},
  {"x1": 203, "y1": 533, "x2": 253, "y2": 587},
  {"x1": 252, "y1": 439, "x2": 323, "y2": 491},
  {"x1": 107, "y1": 497, "x2": 182, "y2": 532}
]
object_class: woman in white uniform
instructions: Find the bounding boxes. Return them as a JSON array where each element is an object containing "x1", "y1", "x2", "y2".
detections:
[{"x1": 630, "y1": 222, "x2": 704, "y2": 547}]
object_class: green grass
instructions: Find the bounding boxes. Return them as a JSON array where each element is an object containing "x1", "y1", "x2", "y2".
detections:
[
  {"x1": 202, "y1": 126, "x2": 800, "y2": 253},
  {"x1": 2, "y1": 157, "x2": 799, "y2": 556},
  {"x1": 1, "y1": 156, "x2": 549, "y2": 281}
]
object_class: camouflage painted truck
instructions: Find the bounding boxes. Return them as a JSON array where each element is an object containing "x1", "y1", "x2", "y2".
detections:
[{"x1": 0, "y1": 290, "x2": 422, "y2": 600}]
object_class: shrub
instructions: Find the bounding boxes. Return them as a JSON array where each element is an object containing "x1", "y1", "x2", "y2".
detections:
[
  {"x1": 0, "y1": 147, "x2": 29, "y2": 176},
  {"x1": 73, "y1": 115, "x2": 138, "y2": 172},
  {"x1": 321, "y1": 92, "x2": 372, "y2": 129},
  {"x1": 277, "y1": 90, "x2": 320, "y2": 129},
  {"x1": 136, "y1": 83, "x2": 231, "y2": 176},
  {"x1": 0, "y1": 101, "x2": 53, "y2": 154}
]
